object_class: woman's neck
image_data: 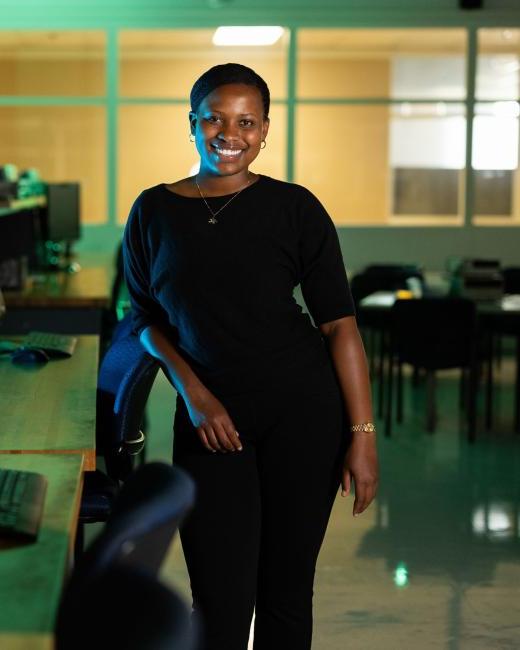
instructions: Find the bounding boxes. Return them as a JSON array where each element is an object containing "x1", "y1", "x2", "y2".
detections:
[{"x1": 195, "y1": 170, "x2": 253, "y2": 196}]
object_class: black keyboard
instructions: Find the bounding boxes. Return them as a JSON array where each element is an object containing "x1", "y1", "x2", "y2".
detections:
[
  {"x1": 0, "y1": 468, "x2": 48, "y2": 541},
  {"x1": 21, "y1": 331, "x2": 77, "y2": 358}
]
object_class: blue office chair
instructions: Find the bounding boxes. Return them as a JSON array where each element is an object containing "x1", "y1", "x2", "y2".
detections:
[
  {"x1": 56, "y1": 461, "x2": 199, "y2": 650},
  {"x1": 56, "y1": 564, "x2": 196, "y2": 650},
  {"x1": 78, "y1": 329, "x2": 161, "y2": 554}
]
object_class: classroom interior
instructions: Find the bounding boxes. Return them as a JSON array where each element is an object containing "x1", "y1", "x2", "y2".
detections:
[{"x1": 0, "y1": 0, "x2": 519, "y2": 648}]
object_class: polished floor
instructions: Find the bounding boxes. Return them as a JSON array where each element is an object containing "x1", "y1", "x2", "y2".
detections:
[{"x1": 93, "y1": 351, "x2": 520, "y2": 649}]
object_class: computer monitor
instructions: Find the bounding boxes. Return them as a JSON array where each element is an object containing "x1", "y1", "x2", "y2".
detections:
[
  {"x1": 40, "y1": 183, "x2": 81, "y2": 272},
  {"x1": 44, "y1": 182, "x2": 81, "y2": 244}
]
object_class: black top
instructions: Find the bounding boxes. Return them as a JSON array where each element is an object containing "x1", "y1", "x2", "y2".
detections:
[{"x1": 122, "y1": 174, "x2": 355, "y2": 396}]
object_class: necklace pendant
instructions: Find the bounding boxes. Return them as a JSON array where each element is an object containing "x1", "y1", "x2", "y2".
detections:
[{"x1": 208, "y1": 216, "x2": 218, "y2": 225}]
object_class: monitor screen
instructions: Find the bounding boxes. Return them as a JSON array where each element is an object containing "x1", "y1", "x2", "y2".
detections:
[{"x1": 45, "y1": 183, "x2": 81, "y2": 243}]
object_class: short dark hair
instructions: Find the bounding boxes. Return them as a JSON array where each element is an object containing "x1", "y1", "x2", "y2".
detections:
[{"x1": 190, "y1": 63, "x2": 270, "y2": 118}]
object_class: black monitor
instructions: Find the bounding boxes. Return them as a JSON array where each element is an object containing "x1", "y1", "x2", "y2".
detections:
[
  {"x1": 39, "y1": 182, "x2": 81, "y2": 272},
  {"x1": 44, "y1": 182, "x2": 81, "y2": 244}
]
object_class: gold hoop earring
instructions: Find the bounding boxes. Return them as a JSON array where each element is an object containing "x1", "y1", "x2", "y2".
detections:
[
  {"x1": 189, "y1": 133, "x2": 195, "y2": 143},
  {"x1": 260, "y1": 140, "x2": 267, "y2": 149}
]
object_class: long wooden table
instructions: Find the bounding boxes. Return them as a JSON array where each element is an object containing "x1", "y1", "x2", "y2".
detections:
[
  {"x1": 0, "y1": 454, "x2": 84, "y2": 649},
  {"x1": 0, "y1": 336, "x2": 98, "y2": 471}
]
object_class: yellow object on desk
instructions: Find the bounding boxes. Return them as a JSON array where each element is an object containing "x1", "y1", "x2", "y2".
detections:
[{"x1": 395, "y1": 289, "x2": 414, "y2": 300}]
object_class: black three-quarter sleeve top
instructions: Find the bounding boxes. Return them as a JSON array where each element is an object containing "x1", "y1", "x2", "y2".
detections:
[{"x1": 122, "y1": 174, "x2": 356, "y2": 397}]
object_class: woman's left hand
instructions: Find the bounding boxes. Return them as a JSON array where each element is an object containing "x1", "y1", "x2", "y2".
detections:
[{"x1": 341, "y1": 434, "x2": 379, "y2": 517}]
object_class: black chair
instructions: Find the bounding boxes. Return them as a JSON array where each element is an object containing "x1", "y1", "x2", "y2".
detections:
[
  {"x1": 385, "y1": 297, "x2": 479, "y2": 441},
  {"x1": 56, "y1": 462, "x2": 198, "y2": 650},
  {"x1": 502, "y1": 267, "x2": 520, "y2": 295},
  {"x1": 482, "y1": 267, "x2": 520, "y2": 433},
  {"x1": 77, "y1": 331, "x2": 161, "y2": 556},
  {"x1": 351, "y1": 263, "x2": 425, "y2": 417}
]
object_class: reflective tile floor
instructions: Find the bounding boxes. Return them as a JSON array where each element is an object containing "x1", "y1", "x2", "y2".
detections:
[{"x1": 92, "y1": 356, "x2": 520, "y2": 649}]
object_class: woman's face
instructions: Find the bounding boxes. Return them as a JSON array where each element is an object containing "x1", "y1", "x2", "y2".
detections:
[{"x1": 189, "y1": 83, "x2": 270, "y2": 178}]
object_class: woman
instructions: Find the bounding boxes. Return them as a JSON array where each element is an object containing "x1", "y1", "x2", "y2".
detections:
[{"x1": 122, "y1": 63, "x2": 378, "y2": 650}]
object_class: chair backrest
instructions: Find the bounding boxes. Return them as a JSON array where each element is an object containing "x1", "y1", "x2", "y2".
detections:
[
  {"x1": 390, "y1": 297, "x2": 477, "y2": 370},
  {"x1": 502, "y1": 267, "x2": 520, "y2": 295},
  {"x1": 56, "y1": 564, "x2": 199, "y2": 650},
  {"x1": 76, "y1": 462, "x2": 195, "y2": 579},
  {"x1": 97, "y1": 330, "x2": 160, "y2": 480},
  {"x1": 56, "y1": 462, "x2": 198, "y2": 649}
]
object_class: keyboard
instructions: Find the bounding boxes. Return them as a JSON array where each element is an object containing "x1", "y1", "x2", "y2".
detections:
[
  {"x1": 21, "y1": 331, "x2": 77, "y2": 358},
  {"x1": 0, "y1": 468, "x2": 48, "y2": 542}
]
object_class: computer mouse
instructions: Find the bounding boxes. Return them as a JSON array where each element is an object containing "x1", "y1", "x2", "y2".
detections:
[{"x1": 11, "y1": 347, "x2": 50, "y2": 365}]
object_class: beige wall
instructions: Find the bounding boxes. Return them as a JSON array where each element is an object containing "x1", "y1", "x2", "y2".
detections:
[
  {"x1": 295, "y1": 104, "x2": 389, "y2": 224},
  {"x1": 0, "y1": 105, "x2": 106, "y2": 223},
  {"x1": 0, "y1": 59, "x2": 104, "y2": 95},
  {"x1": 120, "y1": 56, "x2": 287, "y2": 100},
  {"x1": 297, "y1": 59, "x2": 390, "y2": 98}
]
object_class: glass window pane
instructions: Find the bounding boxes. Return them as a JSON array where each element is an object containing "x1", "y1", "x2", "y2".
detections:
[
  {"x1": 295, "y1": 103, "x2": 465, "y2": 224},
  {"x1": 118, "y1": 104, "x2": 285, "y2": 223},
  {"x1": 297, "y1": 29, "x2": 466, "y2": 99},
  {"x1": 390, "y1": 103, "x2": 465, "y2": 216},
  {"x1": 119, "y1": 29, "x2": 288, "y2": 100},
  {"x1": 472, "y1": 102, "x2": 519, "y2": 219},
  {"x1": 477, "y1": 29, "x2": 520, "y2": 101},
  {"x1": 295, "y1": 105, "x2": 390, "y2": 224},
  {"x1": 0, "y1": 31, "x2": 105, "y2": 96},
  {"x1": 0, "y1": 106, "x2": 106, "y2": 224}
]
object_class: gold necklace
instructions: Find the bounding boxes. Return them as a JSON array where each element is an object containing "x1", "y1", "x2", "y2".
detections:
[{"x1": 195, "y1": 173, "x2": 251, "y2": 224}]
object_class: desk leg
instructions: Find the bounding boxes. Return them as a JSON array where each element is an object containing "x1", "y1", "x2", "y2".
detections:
[
  {"x1": 515, "y1": 335, "x2": 520, "y2": 435},
  {"x1": 485, "y1": 331, "x2": 493, "y2": 431}
]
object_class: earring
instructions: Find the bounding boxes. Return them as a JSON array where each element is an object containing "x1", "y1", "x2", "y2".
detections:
[
  {"x1": 260, "y1": 140, "x2": 267, "y2": 149},
  {"x1": 189, "y1": 133, "x2": 195, "y2": 143}
]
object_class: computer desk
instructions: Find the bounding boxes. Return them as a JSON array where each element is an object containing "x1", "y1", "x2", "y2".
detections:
[
  {"x1": 1, "y1": 252, "x2": 113, "y2": 335},
  {"x1": 0, "y1": 453, "x2": 84, "y2": 649},
  {"x1": 0, "y1": 335, "x2": 98, "y2": 471}
]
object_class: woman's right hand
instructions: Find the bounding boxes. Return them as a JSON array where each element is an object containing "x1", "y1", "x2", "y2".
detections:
[{"x1": 183, "y1": 387, "x2": 243, "y2": 454}]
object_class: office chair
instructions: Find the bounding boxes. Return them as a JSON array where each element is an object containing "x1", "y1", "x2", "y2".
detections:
[
  {"x1": 78, "y1": 332, "x2": 161, "y2": 555},
  {"x1": 481, "y1": 267, "x2": 520, "y2": 433},
  {"x1": 501, "y1": 267, "x2": 520, "y2": 296},
  {"x1": 56, "y1": 564, "x2": 196, "y2": 650},
  {"x1": 384, "y1": 297, "x2": 479, "y2": 441},
  {"x1": 56, "y1": 462, "x2": 198, "y2": 650},
  {"x1": 351, "y1": 263, "x2": 425, "y2": 417}
]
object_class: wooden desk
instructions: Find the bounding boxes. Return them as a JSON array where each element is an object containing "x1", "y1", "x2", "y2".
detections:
[
  {"x1": 1, "y1": 253, "x2": 113, "y2": 335},
  {"x1": 0, "y1": 196, "x2": 46, "y2": 218},
  {"x1": 0, "y1": 454, "x2": 84, "y2": 649},
  {"x1": 0, "y1": 336, "x2": 98, "y2": 471}
]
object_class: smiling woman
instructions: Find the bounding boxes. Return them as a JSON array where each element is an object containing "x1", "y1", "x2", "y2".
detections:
[
  {"x1": 164, "y1": 64, "x2": 270, "y2": 198},
  {"x1": 122, "y1": 62, "x2": 378, "y2": 650}
]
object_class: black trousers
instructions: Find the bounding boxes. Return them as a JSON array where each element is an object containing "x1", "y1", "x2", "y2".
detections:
[{"x1": 172, "y1": 361, "x2": 350, "y2": 650}]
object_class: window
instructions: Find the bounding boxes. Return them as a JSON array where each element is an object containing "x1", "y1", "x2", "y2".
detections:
[
  {"x1": 0, "y1": 31, "x2": 107, "y2": 225},
  {"x1": 473, "y1": 29, "x2": 520, "y2": 223},
  {"x1": 295, "y1": 28, "x2": 467, "y2": 224}
]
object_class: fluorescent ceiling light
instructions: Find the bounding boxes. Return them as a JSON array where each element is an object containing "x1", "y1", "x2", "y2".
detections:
[{"x1": 213, "y1": 26, "x2": 283, "y2": 46}]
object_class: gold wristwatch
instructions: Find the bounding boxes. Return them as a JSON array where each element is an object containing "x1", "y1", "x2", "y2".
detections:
[{"x1": 350, "y1": 422, "x2": 376, "y2": 434}]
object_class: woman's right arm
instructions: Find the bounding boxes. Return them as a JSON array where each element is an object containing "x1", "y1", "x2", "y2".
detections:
[{"x1": 122, "y1": 195, "x2": 241, "y2": 454}]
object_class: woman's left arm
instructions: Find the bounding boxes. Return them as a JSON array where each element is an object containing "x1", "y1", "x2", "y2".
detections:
[{"x1": 319, "y1": 315, "x2": 379, "y2": 517}]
